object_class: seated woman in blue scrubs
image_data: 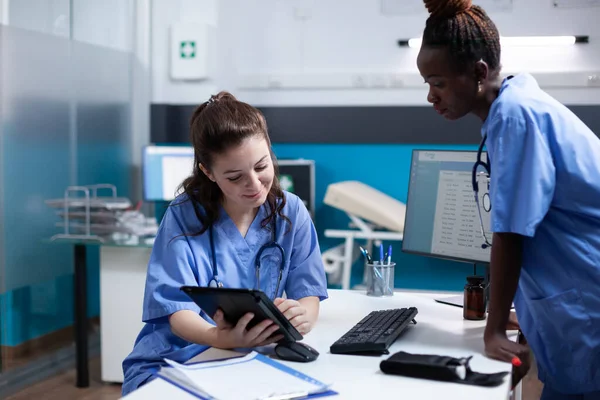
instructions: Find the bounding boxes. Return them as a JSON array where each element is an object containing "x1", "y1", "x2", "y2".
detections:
[
  {"x1": 121, "y1": 91, "x2": 329, "y2": 395},
  {"x1": 416, "y1": 1, "x2": 600, "y2": 399}
]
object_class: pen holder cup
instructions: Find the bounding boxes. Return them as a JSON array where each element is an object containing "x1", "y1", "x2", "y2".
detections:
[{"x1": 366, "y1": 262, "x2": 395, "y2": 297}]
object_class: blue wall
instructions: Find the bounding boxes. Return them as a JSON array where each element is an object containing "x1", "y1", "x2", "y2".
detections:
[
  {"x1": 271, "y1": 143, "x2": 480, "y2": 291},
  {"x1": 0, "y1": 139, "x2": 479, "y2": 347},
  {"x1": 0, "y1": 142, "x2": 482, "y2": 347},
  {"x1": 150, "y1": 142, "x2": 483, "y2": 292}
]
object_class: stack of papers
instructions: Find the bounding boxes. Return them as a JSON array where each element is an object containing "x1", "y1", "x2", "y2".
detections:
[{"x1": 156, "y1": 351, "x2": 336, "y2": 400}]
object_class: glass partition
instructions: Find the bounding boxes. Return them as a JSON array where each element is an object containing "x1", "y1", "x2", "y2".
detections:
[{"x1": 0, "y1": 0, "x2": 134, "y2": 386}]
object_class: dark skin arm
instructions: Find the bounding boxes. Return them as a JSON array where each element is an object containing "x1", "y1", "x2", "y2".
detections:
[
  {"x1": 485, "y1": 232, "x2": 523, "y2": 336},
  {"x1": 484, "y1": 232, "x2": 531, "y2": 387},
  {"x1": 506, "y1": 311, "x2": 520, "y2": 331}
]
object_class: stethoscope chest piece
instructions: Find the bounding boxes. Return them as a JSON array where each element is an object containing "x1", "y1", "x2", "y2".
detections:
[{"x1": 208, "y1": 278, "x2": 223, "y2": 288}]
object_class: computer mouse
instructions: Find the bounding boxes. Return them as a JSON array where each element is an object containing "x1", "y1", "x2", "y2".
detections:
[{"x1": 274, "y1": 341, "x2": 319, "y2": 363}]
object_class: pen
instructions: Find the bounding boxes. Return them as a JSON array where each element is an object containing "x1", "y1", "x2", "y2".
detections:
[
  {"x1": 359, "y1": 246, "x2": 367, "y2": 258},
  {"x1": 379, "y1": 243, "x2": 384, "y2": 264},
  {"x1": 387, "y1": 245, "x2": 392, "y2": 265},
  {"x1": 260, "y1": 391, "x2": 309, "y2": 400},
  {"x1": 359, "y1": 246, "x2": 372, "y2": 264}
]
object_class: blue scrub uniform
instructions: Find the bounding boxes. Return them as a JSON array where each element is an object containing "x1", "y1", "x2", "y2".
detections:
[
  {"x1": 482, "y1": 73, "x2": 600, "y2": 396},
  {"x1": 121, "y1": 191, "x2": 329, "y2": 396}
]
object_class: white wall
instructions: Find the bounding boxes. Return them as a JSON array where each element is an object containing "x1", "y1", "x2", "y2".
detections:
[
  {"x1": 130, "y1": 0, "x2": 152, "y2": 202},
  {"x1": 151, "y1": 0, "x2": 221, "y2": 106},
  {"x1": 152, "y1": 0, "x2": 600, "y2": 106}
]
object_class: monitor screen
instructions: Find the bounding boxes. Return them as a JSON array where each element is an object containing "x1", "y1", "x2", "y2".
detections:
[
  {"x1": 402, "y1": 150, "x2": 492, "y2": 264},
  {"x1": 143, "y1": 145, "x2": 194, "y2": 202},
  {"x1": 277, "y1": 160, "x2": 315, "y2": 217}
]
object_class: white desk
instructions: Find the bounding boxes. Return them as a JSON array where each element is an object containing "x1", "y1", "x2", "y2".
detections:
[
  {"x1": 122, "y1": 289, "x2": 520, "y2": 400},
  {"x1": 100, "y1": 244, "x2": 152, "y2": 382}
]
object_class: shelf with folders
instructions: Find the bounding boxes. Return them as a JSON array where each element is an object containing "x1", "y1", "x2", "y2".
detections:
[{"x1": 46, "y1": 184, "x2": 158, "y2": 243}]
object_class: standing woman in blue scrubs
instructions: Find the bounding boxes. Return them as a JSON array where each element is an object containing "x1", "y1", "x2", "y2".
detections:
[
  {"x1": 121, "y1": 91, "x2": 329, "y2": 395},
  {"x1": 416, "y1": 1, "x2": 600, "y2": 398}
]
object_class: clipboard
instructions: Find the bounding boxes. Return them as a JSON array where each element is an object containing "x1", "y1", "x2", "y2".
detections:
[
  {"x1": 154, "y1": 351, "x2": 338, "y2": 400},
  {"x1": 180, "y1": 286, "x2": 303, "y2": 343}
]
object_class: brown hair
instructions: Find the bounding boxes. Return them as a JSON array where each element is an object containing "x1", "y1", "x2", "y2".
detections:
[
  {"x1": 421, "y1": 0, "x2": 501, "y2": 75},
  {"x1": 176, "y1": 91, "x2": 289, "y2": 236}
]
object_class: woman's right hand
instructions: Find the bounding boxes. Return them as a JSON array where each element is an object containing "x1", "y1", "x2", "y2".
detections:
[
  {"x1": 209, "y1": 309, "x2": 283, "y2": 349},
  {"x1": 484, "y1": 330, "x2": 530, "y2": 388}
]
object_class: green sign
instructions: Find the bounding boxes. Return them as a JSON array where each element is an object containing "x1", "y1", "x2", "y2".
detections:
[
  {"x1": 180, "y1": 41, "x2": 196, "y2": 59},
  {"x1": 279, "y1": 174, "x2": 294, "y2": 193}
]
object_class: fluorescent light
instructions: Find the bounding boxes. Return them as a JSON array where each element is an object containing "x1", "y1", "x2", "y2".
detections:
[
  {"x1": 401, "y1": 35, "x2": 587, "y2": 49},
  {"x1": 408, "y1": 38, "x2": 423, "y2": 48}
]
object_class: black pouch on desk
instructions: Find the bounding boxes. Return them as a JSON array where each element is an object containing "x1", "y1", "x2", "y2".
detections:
[{"x1": 379, "y1": 351, "x2": 509, "y2": 387}]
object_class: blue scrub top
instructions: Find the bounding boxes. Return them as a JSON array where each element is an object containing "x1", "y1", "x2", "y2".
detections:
[
  {"x1": 121, "y1": 191, "x2": 329, "y2": 395},
  {"x1": 482, "y1": 73, "x2": 600, "y2": 394}
]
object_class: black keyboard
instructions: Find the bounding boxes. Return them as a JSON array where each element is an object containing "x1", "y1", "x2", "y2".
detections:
[{"x1": 330, "y1": 307, "x2": 418, "y2": 355}]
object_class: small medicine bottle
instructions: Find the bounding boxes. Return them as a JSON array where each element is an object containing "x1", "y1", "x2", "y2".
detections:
[{"x1": 463, "y1": 275, "x2": 487, "y2": 320}]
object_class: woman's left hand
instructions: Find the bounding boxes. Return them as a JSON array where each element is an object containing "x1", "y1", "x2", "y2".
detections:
[{"x1": 274, "y1": 298, "x2": 312, "y2": 335}]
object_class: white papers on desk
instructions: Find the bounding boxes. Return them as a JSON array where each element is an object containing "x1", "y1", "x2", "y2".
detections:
[{"x1": 157, "y1": 351, "x2": 335, "y2": 400}]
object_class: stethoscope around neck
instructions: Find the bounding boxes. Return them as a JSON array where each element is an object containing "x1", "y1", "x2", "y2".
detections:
[
  {"x1": 207, "y1": 215, "x2": 286, "y2": 298},
  {"x1": 472, "y1": 134, "x2": 493, "y2": 249}
]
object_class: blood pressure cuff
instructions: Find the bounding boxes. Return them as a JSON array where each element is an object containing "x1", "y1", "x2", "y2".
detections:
[{"x1": 379, "y1": 351, "x2": 509, "y2": 387}]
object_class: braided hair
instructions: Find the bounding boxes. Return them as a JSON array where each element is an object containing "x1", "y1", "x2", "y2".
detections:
[{"x1": 422, "y1": 0, "x2": 501, "y2": 75}]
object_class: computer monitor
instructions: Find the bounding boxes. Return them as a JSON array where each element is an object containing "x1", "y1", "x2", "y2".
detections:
[
  {"x1": 277, "y1": 159, "x2": 315, "y2": 218},
  {"x1": 143, "y1": 145, "x2": 194, "y2": 202},
  {"x1": 402, "y1": 149, "x2": 492, "y2": 265}
]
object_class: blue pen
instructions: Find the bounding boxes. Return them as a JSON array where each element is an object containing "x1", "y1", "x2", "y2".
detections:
[
  {"x1": 379, "y1": 243, "x2": 384, "y2": 264},
  {"x1": 359, "y1": 246, "x2": 368, "y2": 260},
  {"x1": 365, "y1": 249, "x2": 373, "y2": 263},
  {"x1": 359, "y1": 246, "x2": 372, "y2": 263},
  {"x1": 387, "y1": 245, "x2": 392, "y2": 265}
]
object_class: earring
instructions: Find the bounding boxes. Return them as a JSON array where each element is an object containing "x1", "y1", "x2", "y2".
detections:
[{"x1": 478, "y1": 81, "x2": 482, "y2": 93}]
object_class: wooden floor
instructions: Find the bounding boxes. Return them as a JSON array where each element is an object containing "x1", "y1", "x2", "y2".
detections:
[
  {"x1": 6, "y1": 355, "x2": 544, "y2": 400},
  {"x1": 6, "y1": 356, "x2": 122, "y2": 400},
  {"x1": 522, "y1": 360, "x2": 544, "y2": 400}
]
